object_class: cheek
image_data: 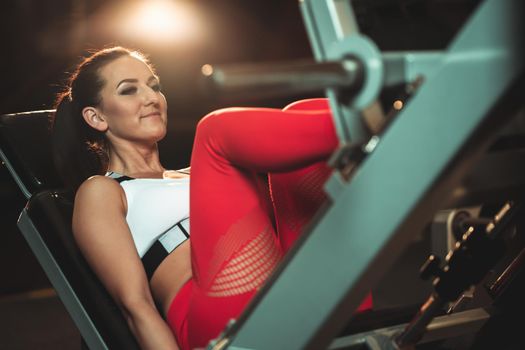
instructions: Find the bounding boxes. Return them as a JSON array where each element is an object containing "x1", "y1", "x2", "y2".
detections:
[
  {"x1": 103, "y1": 100, "x2": 140, "y2": 126},
  {"x1": 109, "y1": 100, "x2": 140, "y2": 116}
]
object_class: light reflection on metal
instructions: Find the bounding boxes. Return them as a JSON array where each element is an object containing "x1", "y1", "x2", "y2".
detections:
[{"x1": 393, "y1": 99, "x2": 404, "y2": 110}]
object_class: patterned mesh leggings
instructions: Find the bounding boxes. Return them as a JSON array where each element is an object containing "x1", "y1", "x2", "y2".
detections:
[{"x1": 167, "y1": 99, "x2": 371, "y2": 349}]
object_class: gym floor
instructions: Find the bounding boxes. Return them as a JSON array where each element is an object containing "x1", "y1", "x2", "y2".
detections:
[{"x1": 0, "y1": 289, "x2": 79, "y2": 349}]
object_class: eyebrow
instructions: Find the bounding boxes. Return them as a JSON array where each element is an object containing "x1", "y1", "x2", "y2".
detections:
[{"x1": 116, "y1": 75, "x2": 159, "y2": 89}]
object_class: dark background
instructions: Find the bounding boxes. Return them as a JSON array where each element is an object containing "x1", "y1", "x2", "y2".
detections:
[
  {"x1": 0, "y1": 0, "x2": 479, "y2": 304},
  {"x1": 0, "y1": 0, "x2": 479, "y2": 347},
  {"x1": 0, "y1": 0, "x2": 478, "y2": 167}
]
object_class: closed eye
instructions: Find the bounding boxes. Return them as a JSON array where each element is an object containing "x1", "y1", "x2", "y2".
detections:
[
  {"x1": 120, "y1": 86, "x2": 137, "y2": 95},
  {"x1": 150, "y1": 83, "x2": 162, "y2": 92}
]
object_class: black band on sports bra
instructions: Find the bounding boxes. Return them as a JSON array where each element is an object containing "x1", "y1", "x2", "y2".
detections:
[
  {"x1": 142, "y1": 241, "x2": 170, "y2": 280},
  {"x1": 108, "y1": 172, "x2": 189, "y2": 280},
  {"x1": 141, "y1": 221, "x2": 189, "y2": 280}
]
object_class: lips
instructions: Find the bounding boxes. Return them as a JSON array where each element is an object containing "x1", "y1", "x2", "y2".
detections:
[{"x1": 142, "y1": 111, "x2": 161, "y2": 118}]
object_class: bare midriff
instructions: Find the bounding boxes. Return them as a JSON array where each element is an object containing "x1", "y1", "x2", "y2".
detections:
[{"x1": 149, "y1": 240, "x2": 192, "y2": 316}]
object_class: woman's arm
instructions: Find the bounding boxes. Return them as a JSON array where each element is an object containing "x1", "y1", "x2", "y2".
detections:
[{"x1": 73, "y1": 176, "x2": 180, "y2": 350}]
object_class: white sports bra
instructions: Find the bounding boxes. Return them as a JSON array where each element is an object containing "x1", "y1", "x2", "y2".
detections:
[{"x1": 106, "y1": 171, "x2": 190, "y2": 278}]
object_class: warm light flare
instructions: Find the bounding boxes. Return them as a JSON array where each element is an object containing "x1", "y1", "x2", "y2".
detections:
[
  {"x1": 201, "y1": 64, "x2": 213, "y2": 76},
  {"x1": 119, "y1": 0, "x2": 203, "y2": 44}
]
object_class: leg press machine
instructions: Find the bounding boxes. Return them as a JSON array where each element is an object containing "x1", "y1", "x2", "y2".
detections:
[{"x1": 1, "y1": 0, "x2": 524, "y2": 349}]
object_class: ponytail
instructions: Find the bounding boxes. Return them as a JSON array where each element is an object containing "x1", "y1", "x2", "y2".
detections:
[{"x1": 51, "y1": 92, "x2": 108, "y2": 192}]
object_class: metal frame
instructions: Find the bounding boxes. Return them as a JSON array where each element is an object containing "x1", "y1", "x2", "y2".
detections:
[
  {"x1": 328, "y1": 307, "x2": 490, "y2": 350},
  {"x1": 0, "y1": 147, "x2": 32, "y2": 198},
  {"x1": 17, "y1": 209, "x2": 108, "y2": 350},
  {"x1": 430, "y1": 206, "x2": 480, "y2": 260},
  {"x1": 299, "y1": 0, "x2": 367, "y2": 143},
  {"x1": 216, "y1": 0, "x2": 524, "y2": 349}
]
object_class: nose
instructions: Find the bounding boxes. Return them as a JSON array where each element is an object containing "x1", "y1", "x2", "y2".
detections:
[{"x1": 143, "y1": 86, "x2": 160, "y2": 105}]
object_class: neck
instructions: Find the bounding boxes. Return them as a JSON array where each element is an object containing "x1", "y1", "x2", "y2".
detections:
[{"x1": 107, "y1": 140, "x2": 165, "y2": 178}]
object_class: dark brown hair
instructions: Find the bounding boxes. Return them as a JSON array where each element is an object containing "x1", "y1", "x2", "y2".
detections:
[{"x1": 51, "y1": 47, "x2": 151, "y2": 191}]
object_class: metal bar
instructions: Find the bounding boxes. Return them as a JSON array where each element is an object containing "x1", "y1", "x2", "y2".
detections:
[
  {"x1": 17, "y1": 210, "x2": 108, "y2": 350},
  {"x1": 2, "y1": 109, "x2": 55, "y2": 117},
  {"x1": 223, "y1": 0, "x2": 524, "y2": 349},
  {"x1": 300, "y1": 0, "x2": 366, "y2": 143},
  {"x1": 395, "y1": 294, "x2": 448, "y2": 347},
  {"x1": 203, "y1": 59, "x2": 363, "y2": 100},
  {"x1": 328, "y1": 307, "x2": 491, "y2": 349},
  {"x1": 488, "y1": 246, "x2": 525, "y2": 297}
]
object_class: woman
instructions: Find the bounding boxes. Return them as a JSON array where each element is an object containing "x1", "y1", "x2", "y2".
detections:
[{"x1": 52, "y1": 47, "x2": 371, "y2": 350}]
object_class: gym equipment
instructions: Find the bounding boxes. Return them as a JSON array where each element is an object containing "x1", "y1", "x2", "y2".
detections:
[{"x1": 204, "y1": 0, "x2": 525, "y2": 348}]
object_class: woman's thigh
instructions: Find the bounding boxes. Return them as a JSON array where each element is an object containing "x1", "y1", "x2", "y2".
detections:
[{"x1": 186, "y1": 105, "x2": 337, "y2": 348}]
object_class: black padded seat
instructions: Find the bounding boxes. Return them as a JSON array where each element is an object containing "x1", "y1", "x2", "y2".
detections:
[
  {"x1": 0, "y1": 110, "x2": 62, "y2": 198},
  {"x1": 0, "y1": 111, "x2": 140, "y2": 349},
  {"x1": 19, "y1": 189, "x2": 140, "y2": 349}
]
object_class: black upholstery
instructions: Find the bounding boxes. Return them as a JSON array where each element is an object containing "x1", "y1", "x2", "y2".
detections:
[
  {"x1": 0, "y1": 111, "x2": 140, "y2": 349},
  {"x1": 25, "y1": 190, "x2": 140, "y2": 349},
  {"x1": 0, "y1": 111, "x2": 62, "y2": 197}
]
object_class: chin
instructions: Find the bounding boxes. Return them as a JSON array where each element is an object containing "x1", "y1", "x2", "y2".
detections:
[{"x1": 152, "y1": 128, "x2": 168, "y2": 142}]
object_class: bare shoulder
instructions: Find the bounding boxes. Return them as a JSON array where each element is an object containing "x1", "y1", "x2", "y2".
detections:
[
  {"x1": 74, "y1": 175, "x2": 127, "y2": 215},
  {"x1": 76, "y1": 175, "x2": 123, "y2": 197},
  {"x1": 78, "y1": 174, "x2": 121, "y2": 191}
]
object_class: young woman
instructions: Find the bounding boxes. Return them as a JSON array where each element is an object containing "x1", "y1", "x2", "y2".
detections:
[{"x1": 52, "y1": 47, "x2": 371, "y2": 350}]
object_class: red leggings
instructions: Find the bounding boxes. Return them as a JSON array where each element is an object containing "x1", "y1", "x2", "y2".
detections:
[{"x1": 167, "y1": 99, "x2": 371, "y2": 350}]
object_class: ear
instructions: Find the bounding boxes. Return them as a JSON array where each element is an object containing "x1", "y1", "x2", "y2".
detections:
[{"x1": 82, "y1": 106, "x2": 108, "y2": 132}]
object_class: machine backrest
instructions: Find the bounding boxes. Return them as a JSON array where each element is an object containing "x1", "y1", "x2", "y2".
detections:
[
  {"x1": 0, "y1": 110, "x2": 62, "y2": 198},
  {"x1": 0, "y1": 110, "x2": 140, "y2": 349},
  {"x1": 19, "y1": 190, "x2": 140, "y2": 349}
]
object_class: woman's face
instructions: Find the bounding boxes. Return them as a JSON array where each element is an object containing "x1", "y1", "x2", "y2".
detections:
[{"x1": 95, "y1": 55, "x2": 168, "y2": 146}]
